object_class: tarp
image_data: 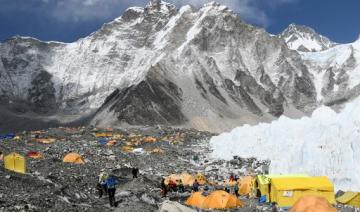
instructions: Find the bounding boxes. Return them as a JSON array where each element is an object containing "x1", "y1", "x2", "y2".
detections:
[
  {"x1": 290, "y1": 196, "x2": 337, "y2": 212},
  {"x1": 4, "y1": 152, "x2": 26, "y2": 174},
  {"x1": 63, "y1": 153, "x2": 84, "y2": 164},
  {"x1": 185, "y1": 192, "x2": 206, "y2": 209},
  {"x1": 270, "y1": 177, "x2": 335, "y2": 207},
  {"x1": 336, "y1": 192, "x2": 360, "y2": 207},
  {"x1": 201, "y1": 190, "x2": 244, "y2": 209}
]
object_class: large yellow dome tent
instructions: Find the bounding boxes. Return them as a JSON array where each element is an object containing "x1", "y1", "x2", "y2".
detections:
[
  {"x1": 201, "y1": 190, "x2": 244, "y2": 209},
  {"x1": 290, "y1": 196, "x2": 337, "y2": 212},
  {"x1": 63, "y1": 153, "x2": 85, "y2": 164},
  {"x1": 4, "y1": 152, "x2": 26, "y2": 174}
]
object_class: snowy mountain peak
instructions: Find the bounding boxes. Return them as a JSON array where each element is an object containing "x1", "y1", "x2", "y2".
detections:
[
  {"x1": 279, "y1": 23, "x2": 337, "y2": 52},
  {"x1": 145, "y1": 0, "x2": 177, "y2": 14}
]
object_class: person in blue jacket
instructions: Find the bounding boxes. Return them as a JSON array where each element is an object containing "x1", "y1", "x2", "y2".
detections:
[{"x1": 106, "y1": 175, "x2": 119, "y2": 207}]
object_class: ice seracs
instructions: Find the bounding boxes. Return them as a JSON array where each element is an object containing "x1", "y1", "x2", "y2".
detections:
[{"x1": 210, "y1": 95, "x2": 360, "y2": 191}]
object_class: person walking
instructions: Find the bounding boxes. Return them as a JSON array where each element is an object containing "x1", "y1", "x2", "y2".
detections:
[
  {"x1": 106, "y1": 175, "x2": 119, "y2": 207},
  {"x1": 160, "y1": 178, "x2": 168, "y2": 198},
  {"x1": 98, "y1": 170, "x2": 109, "y2": 198},
  {"x1": 132, "y1": 167, "x2": 139, "y2": 178}
]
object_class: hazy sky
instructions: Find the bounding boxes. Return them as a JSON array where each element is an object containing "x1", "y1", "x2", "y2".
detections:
[{"x1": 0, "y1": 0, "x2": 359, "y2": 43}]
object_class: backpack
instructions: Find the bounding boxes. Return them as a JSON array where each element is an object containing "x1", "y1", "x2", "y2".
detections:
[{"x1": 107, "y1": 177, "x2": 118, "y2": 189}]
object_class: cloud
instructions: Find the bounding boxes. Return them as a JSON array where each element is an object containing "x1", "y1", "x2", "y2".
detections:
[{"x1": 0, "y1": 0, "x2": 296, "y2": 26}]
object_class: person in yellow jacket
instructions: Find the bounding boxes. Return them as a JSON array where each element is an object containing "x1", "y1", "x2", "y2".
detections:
[{"x1": 97, "y1": 170, "x2": 109, "y2": 198}]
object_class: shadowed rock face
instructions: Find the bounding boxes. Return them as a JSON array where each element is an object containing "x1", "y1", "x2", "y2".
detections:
[
  {"x1": 28, "y1": 70, "x2": 57, "y2": 114},
  {"x1": 96, "y1": 69, "x2": 187, "y2": 126}
]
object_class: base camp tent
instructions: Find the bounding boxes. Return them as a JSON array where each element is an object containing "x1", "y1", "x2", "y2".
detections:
[
  {"x1": 27, "y1": 151, "x2": 43, "y2": 159},
  {"x1": 4, "y1": 153, "x2": 26, "y2": 174},
  {"x1": 270, "y1": 176, "x2": 335, "y2": 207},
  {"x1": 185, "y1": 192, "x2": 206, "y2": 209},
  {"x1": 290, "y1": 196, "x2": 337, "y2": 212},
  {"x1": 63, "y1": 153, "x2": 85, "y2": 164},
  {"x1": 165, "y1": 173, "x2": 195, "y2": 186},
  {"x1": 256, "y1": 174, "x2": 309, "y2": 202},
  {"x1": 336, "y1": 192, "x2": 360, "y2": 207},
  {"x1": 239, "y1": 176, "x2": 255, "y2": 196},
  {"x1": 201, "y1": 190, "x2": 244, "y2": 209}
]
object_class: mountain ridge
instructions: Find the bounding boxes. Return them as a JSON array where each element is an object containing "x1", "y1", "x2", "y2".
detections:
[{"x1": 0, "y1": 0, "x2": 359, "y2": 132}]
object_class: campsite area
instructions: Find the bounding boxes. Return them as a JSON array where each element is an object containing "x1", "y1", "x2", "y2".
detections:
[{"x1": 0, "y1": 126, "x2": 359, "y2": 211}]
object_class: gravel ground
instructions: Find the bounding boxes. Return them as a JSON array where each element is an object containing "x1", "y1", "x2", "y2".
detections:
[{"x1": 0, "y1": 126, "x2": 356, "y2": 212}]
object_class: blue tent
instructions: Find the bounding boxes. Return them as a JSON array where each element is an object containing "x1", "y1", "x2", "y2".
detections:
[
  {"x1": 98, "y1": 138, "x2": 109, "y2": 145},
  {"x1": 0, "y1": 133, "x2": 16, "y2": 140}
]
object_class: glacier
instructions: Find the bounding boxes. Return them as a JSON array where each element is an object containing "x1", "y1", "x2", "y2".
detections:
[{"x1": 210, "y1": 96, "x2": 360, "y2": 191}]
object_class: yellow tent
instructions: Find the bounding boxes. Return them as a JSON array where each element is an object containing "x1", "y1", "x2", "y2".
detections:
[
  {"x1": 95, "y1": 133, "x2": 113, "y2": 137},
  {"x1": 165, "y1": 173, "x2": 195, "y2": 186},
  {"x1": 185, "y1": 192, "x2": 206, "y2": 209},
  {"x1": 4, "y1": 153, "x2": 26, "y2": 174},
  {"x1": 290, "y1": 196, "x2": 337, "y2": 212},
  {"x1": 256, "y1": 174, "x2": 309, "y2": 202},
  {"x1": 195, "y1": 173, "x2": 207, "y2": 185},
  {"x1": 270, "y1": 176, "x2": 335, "y2": 207},
  {"x1": 239, "y1": 176, "x2": 255, "y2": 196},
  {"x1": 336, "y1": 191, "x2": 360, "y2": 207},
  {"x1": 150, "y1": 148, "x2": 164, "y2": 154},
  {"x1": 143, "y1": 137, "x2": 157, "y2": 143},
  {"x1": 63, "y1": 153, "x2": 85, "y2": 164},
  {"x1": 121, "y1": 146, "x2": 134, "y2": 152},
  {"x1": 201, "y1": 190, "x2": 244, "y2": 209}
]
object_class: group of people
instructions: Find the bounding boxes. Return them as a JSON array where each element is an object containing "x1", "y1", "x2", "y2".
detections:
[
  {"x1": 96, "y1": 170, "x2": 119, "y2": 207},
  {"x1": 160, "y1": 178, "x2": 200, "y2": 197},
  {"x1": 96, "y1": 167, "x2": 139, "y2": 207}
]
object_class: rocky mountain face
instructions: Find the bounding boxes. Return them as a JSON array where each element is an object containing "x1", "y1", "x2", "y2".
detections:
[
  {"x1": 279, "y1": 24, "x2": 337, "y2": 52},
  {"x1": 0, "y1": 0, "x2": 358, "y2": 132}
]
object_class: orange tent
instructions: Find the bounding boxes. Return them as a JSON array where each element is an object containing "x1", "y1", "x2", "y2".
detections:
[
  {"x1": 63, "y1": 153, "x2": 85, "y2": 164},
  {"x1": 121, "y1": 146, "x2": 134, "y2": 152},
  {"x1": 185, "y1": 192, "x2": 206, "y2": 209},
  {"x1": 238, "y1": 176, "x2": 254, "y2": 196},
  {"x1": 34, "y1": 138, "x2": 55, "y2": 144},
  {"x1": 290, "y1": 196, "x2": 337, "y2": 212},
  {"x1": 150, "y1": 148, "x2": 164, "y2": 154},
  {"x1": 201, "y1": 190, "x2": 244, "y2": 209},
  {"x1": 27, "y1": 151, "x2": 43, "y2": 159},
  {"x1": 106, "y1": 140, "x2": 117, "y2": 146},
  {"x1": 143, "y1": 137, "x2": 157, "y2": 142}
]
